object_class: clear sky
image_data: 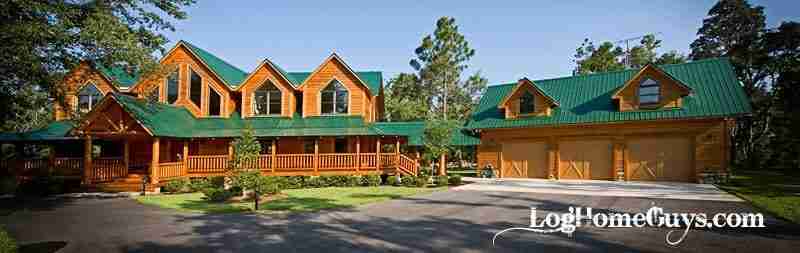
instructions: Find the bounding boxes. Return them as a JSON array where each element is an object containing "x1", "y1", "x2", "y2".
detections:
[{"x1": 162, "y1": 0, "x2": 798, "y2": 85}]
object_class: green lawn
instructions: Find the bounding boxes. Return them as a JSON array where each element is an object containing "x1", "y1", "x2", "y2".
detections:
[
  {"x1": 135, "y1": 186, "x2": 445, "y2": 214},
  {"x1": 718, "y1": 170, "x2": 800, "y2": 224}
]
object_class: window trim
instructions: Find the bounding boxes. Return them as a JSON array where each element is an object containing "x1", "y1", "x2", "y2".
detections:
[
  {"x1": 207, "y1": 84, "x2": 225, "y2": 117},
  {"x1": 319, "y1": 78, "x2": 350, "y2": 116},
  {"x1": 519, "y1": 91, "x2": 536, "y2": 115},
  {"x1": 638, "y1": 78, "x2": 660, "y2": 105},
  {"x1": 251, "y1": 80, "x2": 283, "y2": 117},
  {"x1": 76, "y1": 82, "x2": 103, "y2": 113}
]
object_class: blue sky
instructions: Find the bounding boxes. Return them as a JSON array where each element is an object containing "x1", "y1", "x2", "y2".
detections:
[{"x1": 163, "y1": 0, "x2": 798, "y2": 85}]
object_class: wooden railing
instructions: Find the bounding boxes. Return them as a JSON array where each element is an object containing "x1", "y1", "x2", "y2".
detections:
[
  {"x1": 379, "y1": 154, "x2": 397, "y2": 168},
  {"x1": 275, "y1": 154, "x2": 314, "y2": 170},
  {"x1": 53, "y1": 158, "x2": 83, "y2": 176},
  {"x1": 359, "y1": 153, "x2": 377, "y2": 169},
  {"x1": 397, "y1": 154, "x2": 419, "y2": 176},
  {"x1": 91, "y1": 157, "x2": 126, "y2": 182},
  {"x1": 157, "y1": 162, "x2": 185, "y2": 180},
  {"x1": 187, "y1": 155, "x2": 228, "y2": 175},
  {"x1": 243, "y1": 155, "x2": 271, "y2": 170},
  {"x1": 319, "y1": 153, "x2": 357, "y2": 170}
]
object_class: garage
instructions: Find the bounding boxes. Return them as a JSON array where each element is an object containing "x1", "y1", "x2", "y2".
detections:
[
  {"x1": 558, "y1": 140, "x2": 613, "y2": 180},
  {"x1": 501, "y1": 142, "x2": 548, "y2": 178},
  {"x1": 627, "y1": 138, "x2": 692, "y2": 182}
]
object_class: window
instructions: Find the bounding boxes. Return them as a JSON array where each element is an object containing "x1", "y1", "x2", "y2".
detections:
[
  {"x1": 519, "y1": 92, "x2": 535, "y2": 114},
  {"x1": 253, "y1": 81, "x2": 282, "y2": 115},
  {"x1": 166, "y1": 71, "x2": 179, "y2": 104},
  {"x1": 77, "y1": 83, "x2": 102, "y2": 113},
  {"x1": 321, "y1": 80, "x2": 348, "y2": 114},
  {"x1": 209, "y1": 87, "x2": 222, "y2": 116},
  {"x1": 190, "y1": 69, "x2": 202, "y2": 107},
  {"x1": 259, "y1": 140, "x2": 273, "y2": 154},
  {"x1": 638, "y1": 78, "x2": 660, "y2": 104},
  {"x1": 303, "y1": 139, "x2": 315, "y2": 154},
  {"x1": 334, "y1": 138, "x2": 347, "y2": 153}
]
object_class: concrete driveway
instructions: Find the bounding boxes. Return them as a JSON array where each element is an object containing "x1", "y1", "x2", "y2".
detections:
[
  {"x1": 2, "y1": 189, "x2": 798, "y2": 252},
  {"x1": 457, "y1": 178, "x2": 742, "y2": 202}
]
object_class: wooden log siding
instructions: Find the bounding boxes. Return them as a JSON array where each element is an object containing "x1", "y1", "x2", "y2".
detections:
[
  {"x1": 157, "y1": 161, "x2": 185, "y2": 180},
  {"x1": 187, "y1": 155, "x2": 229, "y2": 174},
  {"x1": 91, "y1": 157, "x2": 126, "y2": 182},
  {"x1": 319, "y1": 153, "x2": 357, "y2": 169}
]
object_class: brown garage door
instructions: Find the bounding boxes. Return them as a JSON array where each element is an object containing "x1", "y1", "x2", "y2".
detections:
[
  {"x1": 559, "y1": 140, "x2": 613, "y2": 180},
  {"x1": 627, "y1": 138, "x2": 692, "y2": 182},
  {"x1": 501, "y1": 142, "x2": 548, "y2": 178}
]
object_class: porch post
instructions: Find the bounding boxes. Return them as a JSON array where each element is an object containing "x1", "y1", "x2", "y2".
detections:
[
  {"x1": 439, "y1": 153, "x2": 446, "y2": 176},
  {"x1": 48, "y1": 144, "x2": 56, "y2": 175},
  {"x1": 150, "y1": 137, "x2": 160, "y2": 184},
  {"x1": 355, "y1": 136, "x2": 361, "y2": 173},
  {"x1": 271, "y1": 139, "x2": 276, "y2": 174},
  {"x1": 395, "y1": 137, "x2": 400, "y2": 165},
  {"x1": 313, "y1": 138, "x2": 319, "y2": 175},
  {"x1": 123, "y1": 139, "x2": 130, "y2": 171},
  {"x1": 376, "y1": 138, "x2": 381, "y2": 172},
  {"x1": 82, "y1": 137, "x2": 92, "y2": 185},
  {"x1": 182, "y1": 140, "x2": 189, "y2": 176}
]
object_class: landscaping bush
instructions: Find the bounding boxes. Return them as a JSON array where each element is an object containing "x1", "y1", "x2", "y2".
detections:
[
  {"x1": 448, "y1": 175, "x2": 462, "y2": 186},
  {"x1": 305, "y1": 176, "x2": 325, "y2": 188},
  {"x1": 201, "y1": 187, "x2": 235, "y2": 202},
  {"x1": 401, "y1": 175, "x2": 416, "y2": 187},
  {"x1": 0, "y1": 177, "x2": 16, "y2": 195},
  {"x1": 162, "y1": 178, "x2": 190, "y2": 193},
  {"x1": 361, "y1": 175, "x2": 381, "y2": 186},
  {"x1": 16, "y1": 175, "x2": 64, "y2": 196},
  {"x1": 283, "y1": 176, "x2": 307, "y2": 189},
  {"x1": 413, "y1": 176, "x2": 428, "y2": 187},
  {"x1": 386, "y1": 175, "x2": 401, "y2": 186},
  {"x1": 0, "y1": 227, "x2": 17, "y2": 253},
  {"x1": 208, "y1": 176, "x2": 226, "y2": 188},
  {"x1": 345, "y1": 176, "x2": 362, "y2": 187},
  {"x1": 188, "y1": 178, "x2": 211, "y2": 192},
  {"x1": 434, "y1": 175, "x2": 449, "y2": 187}
]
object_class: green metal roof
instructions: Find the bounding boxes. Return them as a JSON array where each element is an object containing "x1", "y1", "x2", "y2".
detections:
[
  {"x1": 181, "y1": 41, "x2": 249, "y2": 88},
  {"x1": 0, "y1": 121, "x2": 77, "y2": 142},
  {"x1": 373, "y1": 121, "x2": 479, "y2": 146},
  {"x1": 95, "y1": 65, "x2": 140, "y2": 88},
  {"x1": 284, "y1": 71, "x2": 383, "y2": 94},
  {"x1": 467, "y1": 58, "x2": 751, "y2": 130}
]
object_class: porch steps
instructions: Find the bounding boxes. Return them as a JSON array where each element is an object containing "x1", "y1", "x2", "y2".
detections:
[{"x1": 88, "y1": 173, "x2": 158, "y2": 192}]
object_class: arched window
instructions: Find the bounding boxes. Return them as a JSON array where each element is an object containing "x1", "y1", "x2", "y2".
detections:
[
  {"x1": 209, "y1": 87, "x2": 222, "y2": 116},
  {"x1": 321, "y1": 80, "x2": 348, "y2": 114},
  {"x1": 166, "y1": 70, "x2": 179, "y2": 104},
  {"x1": 638, "y1": 78, "x2": 660, "y2": 104},
  {"x1": 519, "y1": 92, "x2": 535, "y2": 114},
  {"x1": 253, "y1": 81, "x2": 282, "y2": 115},
  {"x1": 77, "y1": 83, "x2": 102, "y2": 113}
]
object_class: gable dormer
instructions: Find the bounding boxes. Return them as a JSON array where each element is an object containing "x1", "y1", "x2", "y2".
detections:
[
  {"x1": 238, "y1": 60, "x2": 298, "y2": 117},
  {"x1": 612, "y1": 64, "x2": 692, "y2": 111},
  {"x1": 54, "y1": 61, "x2": 122, "y2": 121},
  {"x1": 498, "y1": 78, "x2": 559, "y2": 119},
  {"x1": 297, "y1": 54, "x2": 378, "y2": 121}
]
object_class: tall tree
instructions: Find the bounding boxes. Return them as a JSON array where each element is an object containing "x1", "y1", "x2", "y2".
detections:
[
  {"x1": 0, "y1": 0, "x2": 195, "y2": 132},
  {"x1": 689, "y1": 0, "x2": 771, "y2": 168},
  {"x1": 385, "y1": 17, "x2": 486, "y2": 122},
  {"x1": 573, "y1": 35, "x2": 687, "y2": 75},
  {"x1": 764, "y1": 22, "x2": 800, "y2": 170}
]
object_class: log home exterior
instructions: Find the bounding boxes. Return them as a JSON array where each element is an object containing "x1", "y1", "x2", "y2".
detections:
[
  {"x1": 466, "y1": 59, "x2": 750, "y2": 182},
  {"x1": 0, "y1": 41, "x2": 438, "y2": 192}
]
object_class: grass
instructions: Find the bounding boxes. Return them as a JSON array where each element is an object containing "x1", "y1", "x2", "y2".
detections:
[
  {"x1": 135, "y1": 186, "x2": 445, "y2": 214},
  {"x1": 718, "y1": 170, "x2": 800, "y2": 224}
]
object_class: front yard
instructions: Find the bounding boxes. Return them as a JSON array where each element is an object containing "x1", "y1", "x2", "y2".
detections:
[
  {"x1": 135, "y1": 186, "x2": 445, "y2": 214},
  {"x1": 719, "y1": 170, "x2": 800, "y2": 223}
]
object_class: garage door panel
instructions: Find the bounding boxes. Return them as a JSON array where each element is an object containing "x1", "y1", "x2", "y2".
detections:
[
  {"x1": 559, "y1": 140, "x2": 612, "y2": 180},
  {"x1": 628, "y1": 138, "x2": 691, "y2": 182},
  {"x1": 502, "y1": 142, "x2": 547, "y2": 178}
]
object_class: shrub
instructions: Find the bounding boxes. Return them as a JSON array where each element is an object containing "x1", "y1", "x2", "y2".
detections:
[
  {"x1": 188, "y1": 178, "x2": 210, "y2": 192},
  {"x1": 434, "y1": 175, "x2": 449, "y2": 187},
  {"x1": 361, "y1": 175, "x2": 381, "y2": 186},
  {"x1": 208, "y1": 176, "x2": 226, "y2": 188},
  {"x1": 0, "y1": 177, "x2": 16, "y2": 195},
  {"x1": 201, "y1": 187, "x2": 235, "y2": 202},
  {"x1": 448, "y1": 175, "x2": 462, "y2": 186},
  {"x1": 162, "y1": 178, "x2": 190, "y2": 193},
  {"x1": 305, "y1": 176, "x2": 324, "y2": 188},
  {"x1": 401, "y1": 175, "x2": 416, "y2": 187},
  {"x1": 386, "y1": 175, "x2": 401, "y2": 186},
  {"x1": 283, "y1": 176, "x2": 307, "y2": 189},
  {"x1": 16, "y1": 176, "x2": 64, "y2": 196},
  {"x1": 413, "y1": 176, "x2": 428, "y2": 187},
  {"x1": 0, "y1": 227, "x2": 17, "y2": 253},
  {"x1": 344, "y1": 176, "x2": 361, "y2": 187}
]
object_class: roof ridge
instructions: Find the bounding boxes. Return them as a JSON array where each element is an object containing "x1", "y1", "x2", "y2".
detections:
[{"x1": 179, "y1": 40, "x2": 248, "y2": 86}]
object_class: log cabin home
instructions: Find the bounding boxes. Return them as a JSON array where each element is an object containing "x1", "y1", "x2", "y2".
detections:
[
  {"x1": 466, "y1": 58, "x2": 751, "y2": 182},
  {"x1": 0, "y1": 41, "x2": 477, "y2": 192}
]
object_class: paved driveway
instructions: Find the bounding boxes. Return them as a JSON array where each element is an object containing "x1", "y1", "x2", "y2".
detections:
[
  {"x1": 2, "y1": 189, "x2": 799, "y2": 252},
  {"x1": 457, "y1": 178, "x2": 742, "y2": 202}
]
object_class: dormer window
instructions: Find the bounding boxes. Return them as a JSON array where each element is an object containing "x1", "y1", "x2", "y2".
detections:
[
  {"x1": 253, "y1": 81, "x2": 281, "y2": 115},
  {"x1": 321, "y1": 80, "x2": 348, "y2": 115},
  {"x1": 519, "y1": 92, "x2": 535, "y2": 114},
  {"x1": 77, "y1": 83, "x2": 102, "y2": 113},
  {"x1": 638, "y1": 78, "x2": 660, "y2": 105}
]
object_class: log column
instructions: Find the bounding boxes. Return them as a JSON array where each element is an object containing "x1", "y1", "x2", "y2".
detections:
[
  {"x1": 355, "y1": 136, "x2": 361, "y2": 172},
  {"x1": 313, "y1": 138, "x2": 319, "y2": 175},
  {"x1": 150, "y1": 137, "x2": 160, "y2": 184},
  {"x1": 271, "y1": 139, "x2": 276, "y2": 174},
  {"x1": 123, "y1": 139, "x2": 130, "y2": 175},
  {"x1": 182, "y1": 140, "x2": 189, "y2": 176},
  {"x1": 547, "y1": 137, "x2": 559, "y2": 179},
  {"x1": 395, "y1": 137, "x2": 400, "y2": 164},
  {"x1": 82, "y1": 137, "x2": 93, "y2": 185},
  {"x1": 612, "y1": 138, "x2": 625, "y2": 181},
  {"x1": 439, "y1": 153, "x2": 446, "y2": 176},
  {"x1": 376, "y1": 138, "x2": 381, "y2": 172}
]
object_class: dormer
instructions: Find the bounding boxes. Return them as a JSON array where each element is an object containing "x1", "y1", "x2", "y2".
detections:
[
  {"x1": 612, "y1": 64, "x2": 692, "y2": 111},
  {"x1": 54, "y1": 61, "x2": 122, "y2": 121},
  {"x1": 297, "y1": 54, "x2": 380, "y2": 121},
  {"x1": 238, "y1": 60, "x2": 298, "y2": 117},
  {"x1": 498, "y1": 78, "x2": 559, "y2": 119}
]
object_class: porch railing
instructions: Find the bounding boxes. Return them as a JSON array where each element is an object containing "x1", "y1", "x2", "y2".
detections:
[
  {"x1": 91, "y1": 157, "x2": 126, "y2": 183},
  {"x1": 275, "y1": 154, "x2": 314, "y2": 170},
  {"x1": 156, "y1": 161, "x2": 185, "y2": 180},
  {"x1": 53, "y1": 158, "x2": 83, "y2": 176},
  {"x1": 319, "y1": 153, "x2": 357, "y2": 170},
  {"x1": 187, "y1": 155, "x2": 228, "y2": 175}
]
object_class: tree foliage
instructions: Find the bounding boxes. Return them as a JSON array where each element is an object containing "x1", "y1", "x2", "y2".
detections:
[
  {"x1": 0, "y1": 0, "x2": 195, "y2": 131},
  {"x1": 385, "y1": 17, "x2": 487, "y2": 121},
  {"x1": 228, "y1": 124, "x2": 261, "y2": 173},
  {"x1": 573, "y1": 35, "x2": 687, "y2": 75},
  {"x1": 423, "y1": 118, "x2": 459, "y2": 162}
]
